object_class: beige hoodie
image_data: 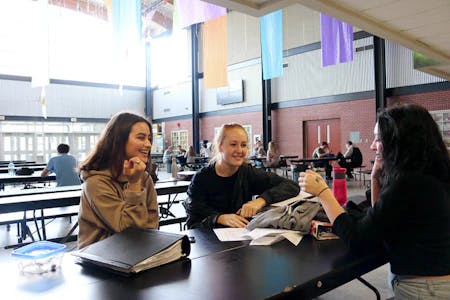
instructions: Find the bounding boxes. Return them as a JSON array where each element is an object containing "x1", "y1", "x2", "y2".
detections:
[{"x1": 77, "y1": 169, "x2": 159, "y2": 249}]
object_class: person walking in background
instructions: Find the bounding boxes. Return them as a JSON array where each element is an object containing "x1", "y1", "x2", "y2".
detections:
[
  {"x1": 299, "y1": 104, "x2": 450, "y2": 299},
  {"x1": 163, "y1": 145, "x2": 175, "y2": 173},
  {"x1": 41, "y1": 143, "x2": 81, "y2": 186},
  {"x1": 185, "y1": 123, "x2": 299, "y2": 229},
  {"x1": 77, "y1": 112, "x2": 158, "y2": 249},
  {"x1": 266, "y1": 141, "x2": 281, "y2": 168}
]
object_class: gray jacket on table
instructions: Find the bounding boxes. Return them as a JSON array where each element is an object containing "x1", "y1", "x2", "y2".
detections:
[{"x1": 246, "y1": 200, "x2": 323, "y2": 234}]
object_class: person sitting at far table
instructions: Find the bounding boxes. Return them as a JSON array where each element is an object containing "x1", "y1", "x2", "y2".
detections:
[
  {"x1": 312, "y1": 141, "x2": 334, "y2": 180},
  {"x1": 185, "y1": 123, "x2": 299, "y2": 229},
  {"x1": 41, "y1": 143, "x2": 81, "y2": 186},
  {"x1": 336, "y1": 141, "x2": 363, "y2": 179},
  {"x1": 299, "y1": 104, "x2": 450, "y2": 299},
  {"x1": 77, "y1": 112, "x2": 159, "y2": 249},
  {"x1": 266, "y1": 141, "x2": 281, "y2": 168}
]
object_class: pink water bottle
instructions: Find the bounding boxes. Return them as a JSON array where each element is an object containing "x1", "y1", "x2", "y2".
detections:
[{"x1": 332, "y1": 167, "x2": 347, "y2": 206}]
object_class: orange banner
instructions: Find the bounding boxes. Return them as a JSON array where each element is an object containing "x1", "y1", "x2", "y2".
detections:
[{"x1": 203, "y1": 14, "x2": 228, "y2": 88}]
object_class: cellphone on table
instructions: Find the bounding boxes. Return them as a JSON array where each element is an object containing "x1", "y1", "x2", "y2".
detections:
[{"x1": 188, "y1": 236, "x2": 196, "y2": 243}]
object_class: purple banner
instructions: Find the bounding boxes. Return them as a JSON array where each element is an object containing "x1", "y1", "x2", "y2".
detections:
[
  {"x1": 176, "y1": 0, "x2": 226, "y2": 28},
  {"x1": 320, "y1": 13, "x2": 353, "y2": 67}
]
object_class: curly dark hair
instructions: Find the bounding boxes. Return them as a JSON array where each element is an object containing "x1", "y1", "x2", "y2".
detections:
[
  {"x1": 80, "y1": 112, "x2": 153, "y2": 180},
  {"x1": 378, "y1": 104, "x2": 450, "y2": 185}
]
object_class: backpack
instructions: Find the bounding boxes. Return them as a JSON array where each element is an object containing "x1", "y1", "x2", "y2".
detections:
[
  {"x1": 16, "y1": 167, "x2": 34, "y2": 175},
  {"x1": 351, "y1": 147, "x2": 363, "y2": 167}
]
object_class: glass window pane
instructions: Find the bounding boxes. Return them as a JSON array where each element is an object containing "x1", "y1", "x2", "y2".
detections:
[{"x1": 4, "y1": 136, "x2": 11, "y2": 151}]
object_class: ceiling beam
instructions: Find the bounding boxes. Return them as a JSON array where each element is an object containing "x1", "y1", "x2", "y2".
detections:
[
  {"x1": 295, "y1": 0, "x2": 450, "y2": 65},
  {"x1": 202, "y1": 0, "x2": 297, "y2": 17}
]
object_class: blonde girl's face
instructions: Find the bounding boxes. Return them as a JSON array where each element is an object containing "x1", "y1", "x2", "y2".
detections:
[
  {"x1": 125, "y1": 122, "x2": 152, "y2": 163},
  {"x1": 219, "y1": 127, "x2": 248, "y2": 167}
]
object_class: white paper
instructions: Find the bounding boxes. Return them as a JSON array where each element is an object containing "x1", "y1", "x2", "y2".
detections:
[
  {"x1": 213, "y1": 228, "x2": 251, "y2": 241},
  {"x1": 213, "y1": 227, "x2": 303, "y2": 246},
  {"x1": 244, "y1": 228, "x2": 303, "y2": 246}
]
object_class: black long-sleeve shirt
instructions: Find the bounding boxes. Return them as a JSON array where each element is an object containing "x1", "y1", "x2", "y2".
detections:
[
  {"x1": 185, "y1": 163, "x2": 300, "y2": 229},
  {"x1": 333, "y1": 173, "x2": 450, "y2": 276}
]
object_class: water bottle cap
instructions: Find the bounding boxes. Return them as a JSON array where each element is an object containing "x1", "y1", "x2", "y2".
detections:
[{"x1": 332, "y1": 167, "x2": 346, "y2": 173}]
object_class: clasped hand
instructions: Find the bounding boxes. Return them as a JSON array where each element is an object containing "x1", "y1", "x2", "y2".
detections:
[
  {"x1": 298, "y1": 170, "x2": 329, "y2": 197},
  {"x1": 122, "y1": 157, "x2": 145, "y2": 184}
]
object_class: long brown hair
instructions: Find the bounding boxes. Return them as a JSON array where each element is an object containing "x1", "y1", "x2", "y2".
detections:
[{"x1": 80, "y1": 112, "x2": 153, "y2": 180}]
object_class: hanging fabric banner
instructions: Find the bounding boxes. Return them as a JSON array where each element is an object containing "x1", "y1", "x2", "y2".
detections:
[
  {"x1": 112, "y1": 0, "x2": 142, "y2": 91},
  {"x1": 30, "y1": 0, "x2": 49, "y2": 118},
  {"x1": 260, "y1": 10, "x2": 283, "y2": 80},
  {"x1": 175, "y1": 0, "x2": 226, "y2": 29},
  {"x1": 203, "y1": 14, "x2": 228, "y2": 88},
  {"x1": 320, "y1": 13, "x2": 354, "y2": 67}
]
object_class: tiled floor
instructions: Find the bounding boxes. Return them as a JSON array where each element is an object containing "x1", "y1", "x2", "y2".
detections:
[{"x1": 0, "y1": 169, "x2": 393, "y2": 299}]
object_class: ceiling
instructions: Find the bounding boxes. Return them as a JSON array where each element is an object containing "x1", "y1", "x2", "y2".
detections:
[
  {"x1": 204, "y1": 0, "x2": 450, "y2": 80},
  {"x1": 51, "y1": 0, "x2": 449, "y2": 80}
]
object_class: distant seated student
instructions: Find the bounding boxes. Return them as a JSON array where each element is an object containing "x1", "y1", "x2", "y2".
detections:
[
  {"x1": 176, "y1": 145, "x2": 187, "y2": 166},
  {"x1": 184, "y1": 123, "x2": 300, "y2": 229},
  {"x1": 266, "y1": 141, "x2": 281, "y2": 168},
  {"x1": 41, "y1": 143, "x2": 81, "y2": 186},
  {"x1": 312, "y1": 141, "x2": 334, "y2": 180},
  {"x1": 185, "y1": 146, "x2": 196, "y2": 164},
  {"x1": 253, "y1": 140, "x2": 266, "y2": 157},
  {"x1": 337, "y1": 141, "x2": 363, "y2": 179}
]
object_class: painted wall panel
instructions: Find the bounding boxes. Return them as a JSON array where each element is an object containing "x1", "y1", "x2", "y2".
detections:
[
  {"x1": 152, "y1": 81, "x2": 193, "y2": 119},
  {"x1": 272, "y1": 37, "x2": 374, "y2": 102},
  {"x1": 385, "y1": 41, "x2": 446, "y2": 88},
  {"x1": 0, "y1": 79, "x2": 144, "y2": 118}
]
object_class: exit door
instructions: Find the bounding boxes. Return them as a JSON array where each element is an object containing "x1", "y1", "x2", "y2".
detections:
[{"x1": 304, "y1": 118, "x2": 341, "y2": 157}]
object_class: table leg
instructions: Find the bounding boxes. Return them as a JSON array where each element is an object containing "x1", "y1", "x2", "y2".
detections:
[
  {"x1": 33, "y1": 209, "x2": 42, "y2": 240},
  {"x1": 357, "y1": 277, "x2": 381, "y2": 300}
]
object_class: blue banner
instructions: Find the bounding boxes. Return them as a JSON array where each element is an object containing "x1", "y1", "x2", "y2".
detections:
[{"x1": 260, "y1": 10, "x2": 283, "y2": 80}]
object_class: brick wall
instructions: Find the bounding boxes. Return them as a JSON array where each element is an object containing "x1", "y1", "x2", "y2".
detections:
[
  {"x1": 387, "y1": 90, "x2": 450, "y2": 110},
  {"x1": 162, "y1": 89, "x2": 450, "y2": 165},
  {"x1": 272, "y1": 99, "x2": 376, "y2": 167}
]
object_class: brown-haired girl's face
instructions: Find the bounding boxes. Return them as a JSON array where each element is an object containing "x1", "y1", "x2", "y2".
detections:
[
  {"x1": 219, "y1": 127, "x2": 248, "y2": 167},
  {"x1": 125, "y1": 122, "x2": 152, "y2": 163}
]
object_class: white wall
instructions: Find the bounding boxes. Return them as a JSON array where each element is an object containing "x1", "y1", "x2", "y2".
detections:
[
  {"x1": 153, "y1": 81, "x2": 192, "y2": 119},
  {"x1": 0, "y1": 79, "x2": 145, "y2": 119}
]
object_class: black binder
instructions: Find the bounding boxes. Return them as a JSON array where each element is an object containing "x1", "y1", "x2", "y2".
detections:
[{"x1": 73, "y1": 227, "x2": 190, "y2": 275}]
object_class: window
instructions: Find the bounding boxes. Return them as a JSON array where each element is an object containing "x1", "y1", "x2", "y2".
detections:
[
  {"x1": 0, "y1": 121, "x2": 105, "y2": 163},
  {"x1": 0, "y1": 0, "x2": 145, "y2": 86},
  {"x1": 170, "y1": 130, "x2": 189, "y2": 150},
  {"x1": 431, "y1": 110, "x2": 450, "y2": 150}
]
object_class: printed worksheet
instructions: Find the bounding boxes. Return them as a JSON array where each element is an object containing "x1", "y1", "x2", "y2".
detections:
[{"x1": 213, "y1": 228, "x2": 303, "y2": 246}]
